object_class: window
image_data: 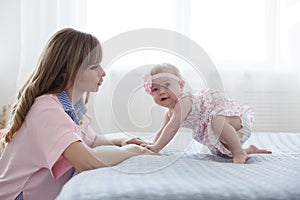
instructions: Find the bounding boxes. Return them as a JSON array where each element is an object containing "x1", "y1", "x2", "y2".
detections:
[{"x1": 86, "y1": 0, "x2": 300, "y2": 70}]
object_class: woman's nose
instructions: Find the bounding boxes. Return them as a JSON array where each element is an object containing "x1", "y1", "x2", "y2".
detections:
[
  {"x1": 101, "y1": 70, "x2": 106, "y2": 77},
  {"x1": 98, "y1": 66, "x2": 106, "y2": 77}
]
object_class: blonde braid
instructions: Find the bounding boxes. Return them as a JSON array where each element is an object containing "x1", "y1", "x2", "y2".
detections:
[
  {"x1": 0, "y1": 105, "x2": 9, "y2": 155},
  {"x1": 0, "y1": 105, "x2": 8, "y2": 129},
  {"x1": 0, "y1": 80, "x2": 39, "y2": 155}
]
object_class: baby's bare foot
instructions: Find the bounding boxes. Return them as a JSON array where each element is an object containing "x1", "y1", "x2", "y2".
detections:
[
  {"x1": 245, "y1": 144, "x2": 272, "y2": 154},
  {"x1": 233, "y1": 151, "x2": 247, "y2": 164}
]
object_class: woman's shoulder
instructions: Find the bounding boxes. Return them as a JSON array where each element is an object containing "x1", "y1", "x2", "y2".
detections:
[
  {"x1": 28, "y1": 94, "x2": 74, "y2": 126},
  {"x1": 32, "y1": 94, "x2": 63, "y2": 110}
]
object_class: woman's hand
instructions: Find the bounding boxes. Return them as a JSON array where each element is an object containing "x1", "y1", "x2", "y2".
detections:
[
  {"x1": 120, "y1": 144, "x2": 159, "y2": 155},
  {"x1": 121, "y1": 137, "x2": 148, "y2": 146}
]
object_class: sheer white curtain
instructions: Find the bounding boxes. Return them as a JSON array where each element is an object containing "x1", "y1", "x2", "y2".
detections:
[
  {"x1": 17, "y1": 0, "x2": 86, "y2": 88},
  {"x1": 16, "y1": 0, "x2": 300, "y2": 132},
  {"x1": 188, "y1": 0, "x2": 300, "y2": 69},
  {"x1": 84, "y1": 0, "x2": 300, "y2": 132},
  {"x1": 186, "y1": 0, "x2": 300, "y2": 132}
]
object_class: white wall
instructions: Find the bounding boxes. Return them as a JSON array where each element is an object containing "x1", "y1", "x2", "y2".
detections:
[{"x1": 0, "y1": 0, "x2": 21, "y2": 106}]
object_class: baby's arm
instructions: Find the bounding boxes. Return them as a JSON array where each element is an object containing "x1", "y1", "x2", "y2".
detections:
[
  {"x1": 153, "y1": 113, "x2": 171, "y2": 143},
  {"x1": 148, "y1": 107, "x2": 181, "y2": 152},
  {"x1": 140, "y1": 113, "x2": 169, "y2": 149},
  {"x1": 146, "y1": 98, "x2": 191, "y2": 153}
]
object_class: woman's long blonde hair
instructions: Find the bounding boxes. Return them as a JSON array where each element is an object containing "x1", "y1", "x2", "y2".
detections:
[{"x1": 0, "y1": 28, "x2": 102, "y2": 155}]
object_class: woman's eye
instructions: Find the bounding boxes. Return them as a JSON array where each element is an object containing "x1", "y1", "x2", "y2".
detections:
[{"x1": 90, "y1": 65, "x2": 98, "y2": 70}]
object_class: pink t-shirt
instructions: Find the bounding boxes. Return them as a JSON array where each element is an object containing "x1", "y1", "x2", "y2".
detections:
[{"x1": 0, "y1": 94, "x2": 96, "y2": 200}]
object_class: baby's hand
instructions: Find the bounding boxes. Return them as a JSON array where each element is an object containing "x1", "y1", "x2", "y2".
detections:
[
  {"x1": 144, "y1": 144, "x2": 160, "y2": 153},
  {"x1": 140, "y1": 142, "x2": 153, "y2": 147}
]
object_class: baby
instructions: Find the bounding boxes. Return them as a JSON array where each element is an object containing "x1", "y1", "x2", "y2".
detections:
[{"x1": 142, "y1": 63, "x2": 272, "y2": 163}]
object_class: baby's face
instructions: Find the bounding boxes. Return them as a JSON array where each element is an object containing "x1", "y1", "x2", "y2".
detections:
[{"x1": 150, "y1": 77, "x2": 183, "y2": 108}]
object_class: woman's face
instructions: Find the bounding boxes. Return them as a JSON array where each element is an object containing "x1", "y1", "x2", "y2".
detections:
[{"x1": 74, "y1": 63, "x2": 106, "y2": 94}]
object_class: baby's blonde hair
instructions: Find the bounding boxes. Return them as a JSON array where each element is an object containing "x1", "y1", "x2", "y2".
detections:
[{"x1": 150, "y1": 63, "x2": 183, "y2": 80}]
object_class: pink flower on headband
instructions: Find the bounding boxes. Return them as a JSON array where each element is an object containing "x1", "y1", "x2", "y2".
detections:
[
  {"x1": 144, "y1": 72, "x2": 181, "y2": 94},
  {"x1": 144, "y1": 73, "x2": 153, "y2": 94}
]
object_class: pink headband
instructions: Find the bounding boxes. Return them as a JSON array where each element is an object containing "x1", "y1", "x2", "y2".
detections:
[{"x1": 143, "y1": 73, "x2": 181, "y2": 94}]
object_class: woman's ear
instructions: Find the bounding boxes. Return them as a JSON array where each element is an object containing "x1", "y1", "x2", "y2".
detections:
[{"x1": 179, "y1": 80, "x2": 185, "y2": 90}]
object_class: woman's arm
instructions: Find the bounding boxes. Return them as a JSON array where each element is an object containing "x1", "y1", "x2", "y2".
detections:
[
  {"x1": 93, "y1": 135, "x2": 147, "y2": 147},
  {"x1": 81, "y1": 115, "x2": 146, "y2": 147},
  {"x1": 63, "y1": 141, "x2": 155, "y2": 172},
  {"x1": 92, "y1": 134, "x2": 126, "y2": 147}
]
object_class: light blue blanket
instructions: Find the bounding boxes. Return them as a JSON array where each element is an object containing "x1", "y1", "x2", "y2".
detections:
[{"x1": 56, "y1": 132, "x2": 300, "y2": 200}]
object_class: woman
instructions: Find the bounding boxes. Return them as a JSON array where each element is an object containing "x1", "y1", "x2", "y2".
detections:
[{"x1": 0, "y1": 28, "x2": 155, "y2": 200}]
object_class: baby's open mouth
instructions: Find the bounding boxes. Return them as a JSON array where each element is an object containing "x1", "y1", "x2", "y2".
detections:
[{"x1": 161, "y1": 97, "x2": 168, "y2": 101}]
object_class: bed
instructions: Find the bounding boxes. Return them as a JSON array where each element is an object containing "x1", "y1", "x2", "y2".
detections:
[{"x1": 56, "y1": 131, "x2": 300, "y2": 200}]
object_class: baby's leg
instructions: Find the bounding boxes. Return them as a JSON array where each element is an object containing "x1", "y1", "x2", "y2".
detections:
[{"x1": 211, "y1": 115, "x2": 247, "y2": 164}]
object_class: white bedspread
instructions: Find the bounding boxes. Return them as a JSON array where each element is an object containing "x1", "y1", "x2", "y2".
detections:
[{"x1": 56, "y1": 132, "x2": 300, "y2": 200}]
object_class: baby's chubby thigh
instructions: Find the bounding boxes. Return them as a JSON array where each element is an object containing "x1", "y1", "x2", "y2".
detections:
[
  {"x1": 211, "y1": 115, "x2": 242, "y2": 135},
  {"x1": 235, "y1": 115, "x2": 252, "y2": 144},
  {"x1": 226, "y1": 116, "x2": 243, "y2": 131}
]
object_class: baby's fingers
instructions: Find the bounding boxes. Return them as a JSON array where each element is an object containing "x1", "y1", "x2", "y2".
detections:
[
  {"x1": 143, "y1": 148, "x2": 160, "y2": 155},
  {"x1": 140, "y1": 143, "x2": 147, "y2": 147}
]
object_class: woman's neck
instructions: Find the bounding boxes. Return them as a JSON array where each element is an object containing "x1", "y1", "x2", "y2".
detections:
[{"x1": 65, "y1": 88, "x2": 83, "y2": 105}]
